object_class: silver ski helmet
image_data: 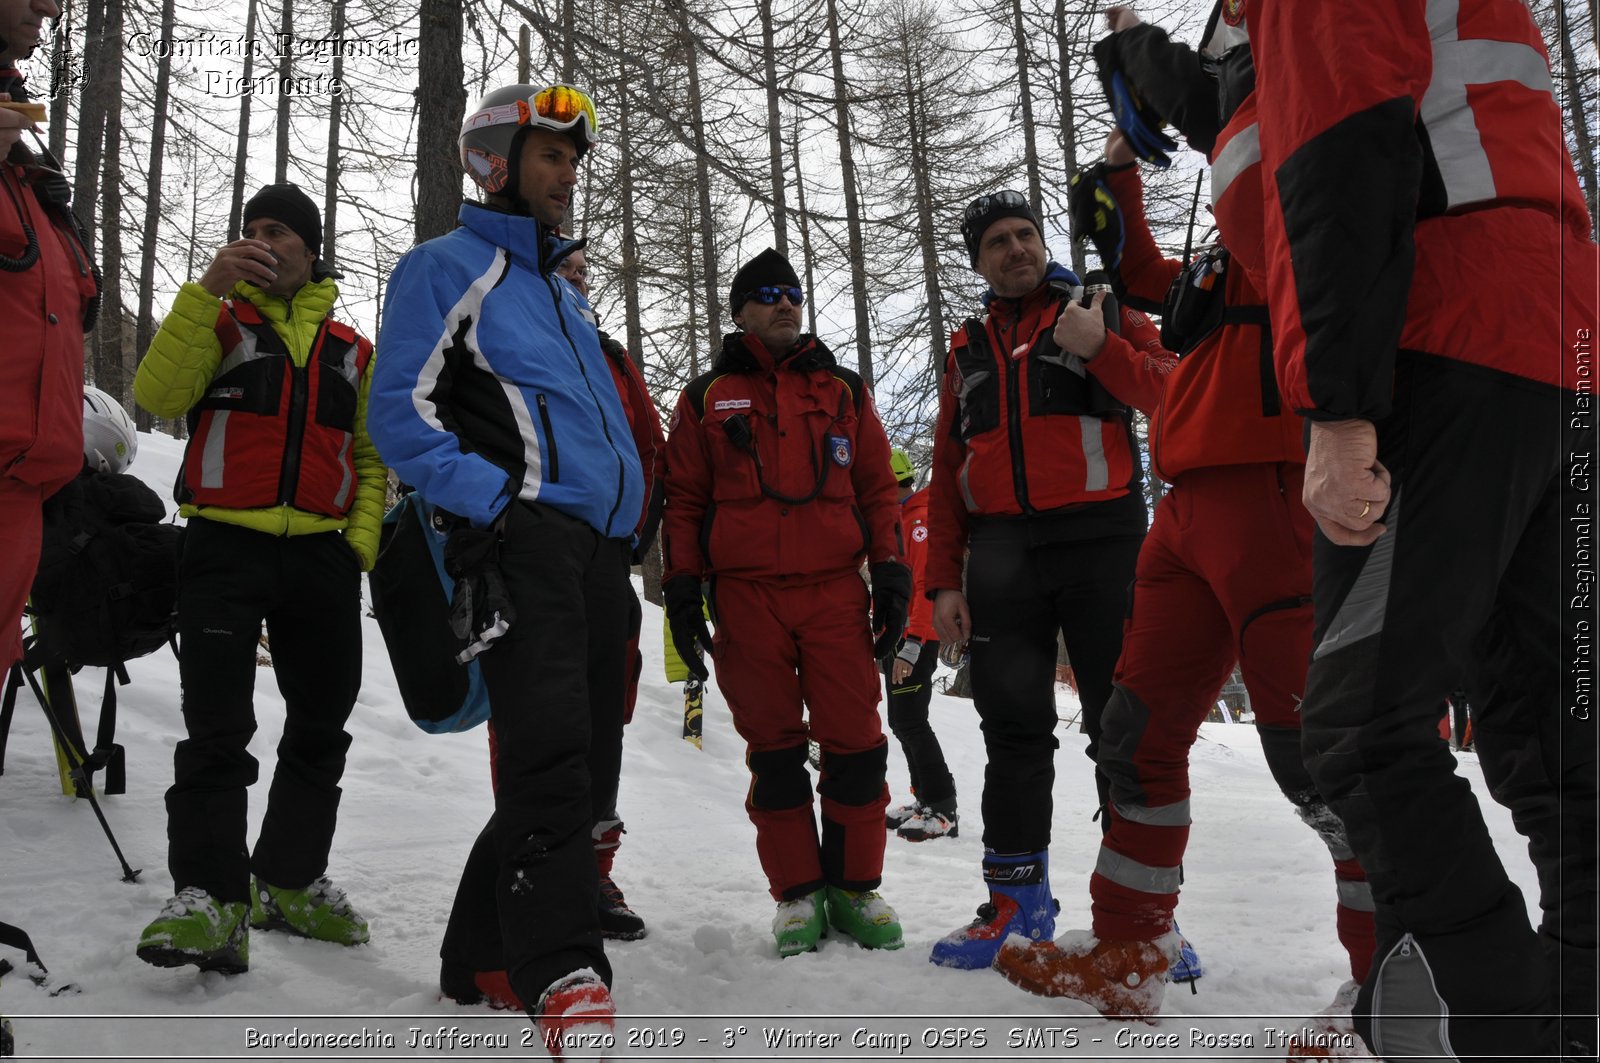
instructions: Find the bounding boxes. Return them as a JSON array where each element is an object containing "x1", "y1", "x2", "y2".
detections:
[
  {"x1": 459, "y1": 84, "x2": 599, "y2": 200},
  {"x1": 83, "y1": 385, "x2": 137, "y2": 473}
]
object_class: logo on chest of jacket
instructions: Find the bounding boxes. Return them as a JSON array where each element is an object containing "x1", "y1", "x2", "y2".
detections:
[
  {"x1": 829, "y1": 435, "x2": 852, "y2": 467},
  {"x1": 713, "y1": 398, "x2": 752, "y2": 411},
  {"x1": 1222, "y1": 0, "x2": 1245, "y2": 25},
  {"x1": 911, "y1": 524, "x2": 928, "y2": 543}
]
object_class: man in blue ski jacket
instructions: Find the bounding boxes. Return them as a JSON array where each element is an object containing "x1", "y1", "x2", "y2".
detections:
[{"x1": 369, "y1": 83, "x2": 642, "y2": 1057}]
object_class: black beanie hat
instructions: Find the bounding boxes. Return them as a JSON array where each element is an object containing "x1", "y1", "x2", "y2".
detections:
[
  {"x1": 729, "y1": 248, "x2": 801, "y2": 317},
  {"x1": 960, "y1": 190, "x2": 1042, "y2": 267},
  {"x1": 243, "y1": 183, "x2": 322, "y2": 258}
]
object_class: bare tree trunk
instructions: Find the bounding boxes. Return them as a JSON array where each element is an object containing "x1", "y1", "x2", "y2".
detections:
[
  {"x1": 686, "y1": 200, "x2": 701, "y2": 375},
  {"x1": 46, "y1": 0, "x2": 73, "y2": 161},
  {"x1": 133, "y1": 0, "x2": 176, "y2": 431},
  {"x1": 70, "y1": 0, "x2": 106, "y2": 237},
  {"x1": 228, "y1": 0, "x2": 260, "y2": 240},
  {"x1": 274, "y1": 0, "x2": 293, "y2": 183},
  {"x1": 791, "y1": 113, "x2": 818, "y2": 338},
  {"x1": 186, "y1": 140, "x2": 198, "y2": 281},
  {"x1": 1557, "y1": 0, "x2": 1599, "y2": 234},
  {"x1": 322, "y1": 0, "x2": 346, "y2": 264},
  {"x1": 1011, "y1": 0, "x2": 1043, "y2": 221},
  {"x1": 518, "y1": 25, "x2": 531, "y2": 82},
  {"x1": 415, "y1": 0, "x2": 466, "y2": 242},
  {"x1": 823, "y1": 0, "x2": 873, "y2": 383},
  {"x1": 642, "y1": 540, "x2": 664, "y2": 606},
  {"x1": 561, "y1": 0, "x2": 576, "y2": 81},
  {"x1": 904, "y1": 55, "x2": 946, "y2": 392},
  {"x1": 95, "y1": 0, "x2": 125, "y2": 401},
  {"x1": 760, "y1": 0, "x2": 789, "y2": 257},
  {"x1": 617, "y1": 76, "x2": 645, "y2": 368},
  {"x1": 1055, "y1": 0, "x2": 1086, "y2": 275},
  {"x1": 673, "y1": 0, "x2": 722, "y2": 351}
]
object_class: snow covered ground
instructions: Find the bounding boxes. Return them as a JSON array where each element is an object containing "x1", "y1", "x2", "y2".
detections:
[{"x1": 0, "y1": 431, "x2": 1539, "y2": 1061}]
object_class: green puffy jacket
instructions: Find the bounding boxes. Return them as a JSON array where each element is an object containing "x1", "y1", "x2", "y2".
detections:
[{"x1": 133, "y1": 278, "x2": 385, "y2": 570}]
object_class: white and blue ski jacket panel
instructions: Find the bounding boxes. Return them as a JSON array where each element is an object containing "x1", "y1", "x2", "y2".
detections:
[{"x1": 371, "y1": 203, "x2": 644, "y2": 539}]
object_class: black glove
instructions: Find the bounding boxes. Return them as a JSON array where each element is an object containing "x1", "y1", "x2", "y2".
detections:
[
  {"x1": 1068, "y1": 161, "x2": 1131, "y2": 273},
  {"x1": 663, "y1": 575, "x2": 712, "y2": 681},
  {"x1": 441, "y1": 508, "x2": 515, "y2": 664},
  {"x1": 1093, "y1": 34, "x2": 1179, "y2": 169},
  {"x1": 868, "y1": 560, "x2": 913, "y2": 663}
]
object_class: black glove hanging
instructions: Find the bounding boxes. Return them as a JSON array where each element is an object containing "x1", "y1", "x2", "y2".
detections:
[
  {"x1": 1068, "y1": 161, "x2": 1132, "y2": 273},
  {"x1": 868, "y1": 560, "x2": 913, "y2": 663},
  {"x1": 663, "y1": 575, "x2": 712, "y2": 681},
  {"x1": 441, "y1": 507, "x2": 515, "y2": 665}
]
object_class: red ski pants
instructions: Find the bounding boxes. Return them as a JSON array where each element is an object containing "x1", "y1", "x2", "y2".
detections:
[
  {"x1": 1091, "y1": 463, "x2": 1375, "y2": 981},
  {"x1": 0, "y1": 479, "x2": 44, "y2": 669},
  {"x1": 711, "y1": 573, "x2": 889, "y2": 901}
]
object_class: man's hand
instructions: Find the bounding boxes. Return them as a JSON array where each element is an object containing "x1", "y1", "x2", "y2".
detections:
[
  {"x1": 197, "y1": 239, "x2": 279, "y2": 298},
  {"x1": 1055, "y1": 291, "x2": 1109, "y2": 361},
  {"x1": 891, "y1": 637, "x2": 922, "y2": 684},
  {"x1": 1106, "y1": 5, "x2": 1141, "y2": 32},
  {"x1": 0, "y1": 94, "x2": 34, "y2": 159},
  {"x1": 663, "y1": 575, "x2": 712, "y2": 681},
  {"x1": 869, "y1": 560, "x2": 913, "y2": 662},
  {"x1": 932, "y1": 589, "x2": 971, "y2": 650},
  {"x1": 1303, "y1": 419, "x2": 1391, "y2": 546}
]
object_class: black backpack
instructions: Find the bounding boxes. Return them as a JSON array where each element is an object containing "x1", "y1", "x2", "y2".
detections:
[
  {"x1": 0, "y1": 469, "x2": 181, "y2": 796},
  {"x1": 29, "y1": 469, "x2": 181, "y2": 669}
]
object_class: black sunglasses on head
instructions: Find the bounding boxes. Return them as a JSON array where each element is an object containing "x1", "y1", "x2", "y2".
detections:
[
  {"x1": 749, "y1": 285, "x2": 805, "y2": 307},
  {"x1": 963, "y1": 189, "x2": 1029, "y2": 225}
]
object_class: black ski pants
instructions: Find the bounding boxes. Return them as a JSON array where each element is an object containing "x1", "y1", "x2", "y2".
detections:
[
  {"x1": 166, "y1": 519, "x2": 361, "y2": 903},
  {"x1": 882, "y1": 640, "x2": 955, "y2": 809},
  {"x1": 966, "y1": 525, "x2": 1143, "y2": 853},
  {"x1": 1302, "y1": 353, "x2": 1596, "y2": 1061},
  {"x1": 440, "y1": 500, "x2": 632, "y2": 1007}
]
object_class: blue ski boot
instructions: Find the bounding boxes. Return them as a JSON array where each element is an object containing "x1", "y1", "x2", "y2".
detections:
[
  {"x1": 1166, "y1": 919, "x2": 1203, "y2": 990},
  {"x1": 930, "y1": 850, "x2": 1057, "y2": 970}
]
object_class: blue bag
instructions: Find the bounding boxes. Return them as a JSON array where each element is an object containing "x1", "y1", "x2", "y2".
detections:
[{"x1": 369, "y1": 493, "x2": 492, "y2": 733}]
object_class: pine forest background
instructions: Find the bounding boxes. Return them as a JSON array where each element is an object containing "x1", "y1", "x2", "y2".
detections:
[{"x1": 38, "y1": 0, "x2": 1600, "y2": 495}]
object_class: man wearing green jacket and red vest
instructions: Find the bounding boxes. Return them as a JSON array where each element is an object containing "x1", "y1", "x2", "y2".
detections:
[{"x1": 133, "y1": 182, "x2": 382, "y2": 974}]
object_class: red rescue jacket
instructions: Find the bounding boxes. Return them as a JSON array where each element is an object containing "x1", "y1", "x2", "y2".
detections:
[
  {"x1": 662, "y1": 332, "x2": 904, "y2": 584},
  {"x1": 0, "y1": 154, "x2": 97, "y2": 491},
  {"x1": 179, "y1": 300, "x2": 373, "y2": 519},
  {"x1": 925, "y1": 270, "x2": 1171, "y2": 594},
  {"x1": 600, "y1": 330, "x2": 666, "y2": 559},
  {"x1": 1107, "y1": 160, "x2": 1303, "y2": 481},
  {"x1": 899, "y1": 487, "x2": 936, "y2": 642},
  {"x1": 1253, "y1": 0, "x2": 1597, "y2": 416}
]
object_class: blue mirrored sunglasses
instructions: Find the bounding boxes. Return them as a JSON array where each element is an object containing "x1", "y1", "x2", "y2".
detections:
[{"x1": 750, "y1": 285, "x2": 805, "y2": 307}]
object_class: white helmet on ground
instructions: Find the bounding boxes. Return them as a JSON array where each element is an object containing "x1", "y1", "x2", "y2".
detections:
[{"x1": 83, "y1": 385, "x2": 138, "y2": 473}]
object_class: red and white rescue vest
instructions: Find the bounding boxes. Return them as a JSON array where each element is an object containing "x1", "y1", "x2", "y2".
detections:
[{"x1": 178, "y1": 299, "x2": 373, "y2": 518}]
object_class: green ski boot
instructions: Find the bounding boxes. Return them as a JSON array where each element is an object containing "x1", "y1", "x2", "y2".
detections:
[
  {"x1": 136, "y1": 887, "x2": 250, "y2": 973},
  {"x1": 772, "y1": 889, "x2": 827, "y2": 958},
  {"x1": 251, "y1": 875, "x2": 369, "y2": 945},
  {"x1": 825, "y1": 886, "x2": 904, "y2": 950}
]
